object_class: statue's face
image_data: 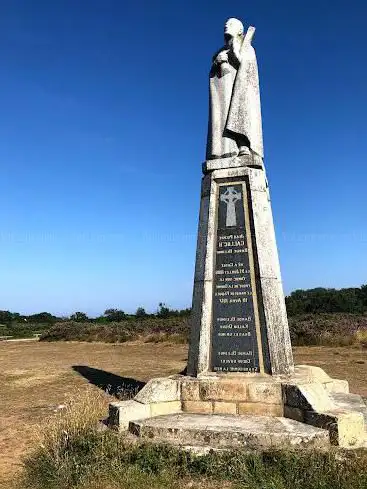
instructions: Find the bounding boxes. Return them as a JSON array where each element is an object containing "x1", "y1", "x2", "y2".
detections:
[{"x1": 224, "y1": 18, "x2": 244, "y2": 41}]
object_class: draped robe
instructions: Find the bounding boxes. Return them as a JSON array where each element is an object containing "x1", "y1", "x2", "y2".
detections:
[{"x1": 206, "y1": 37, "x2": 264, "y2": 160}]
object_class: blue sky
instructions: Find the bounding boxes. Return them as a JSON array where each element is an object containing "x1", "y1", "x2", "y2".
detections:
[{"x1": 0, "y1": 0, "x2": 366, "y2": 316}]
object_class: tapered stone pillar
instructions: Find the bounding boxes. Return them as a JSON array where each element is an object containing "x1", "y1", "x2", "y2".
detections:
[{"x1": 187, "y1": 155, "x2": 294, "y2": 377}]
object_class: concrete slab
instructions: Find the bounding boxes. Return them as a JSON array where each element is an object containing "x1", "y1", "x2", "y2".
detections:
[{"x1": 129, "y1": 413, "x2": 330, "y2": 450}]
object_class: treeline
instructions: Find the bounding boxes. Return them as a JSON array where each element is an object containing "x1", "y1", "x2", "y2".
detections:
[
  {"x1": 0, "y1": 304, "x2": 190, "y2": 339},
  {"x1": 0, "y1": 303, "x2": 190, "y2": 326},
  {"x1": 2, "y1": 287, "x2": 367, "y2": 341},
  {"x1": 2, "y1": 286, "x2": 367, "y2": 326},
  {"x1": 285, "y1": 286, "x2": 367, "y2": 315}
]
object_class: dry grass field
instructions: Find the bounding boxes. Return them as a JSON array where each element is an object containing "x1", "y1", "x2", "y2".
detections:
[{"x1": 0, "y1": 340, "x2": 366, "y2": 487}]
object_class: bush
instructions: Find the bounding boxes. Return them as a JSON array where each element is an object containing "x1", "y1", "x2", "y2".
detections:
[
  {"x1": 40, "y1": 314, "x2": 367, "y2": 348},
  {"x1": 40, "y1": 318, "x2": 190, "y2": 344},
  {"x1": 288, "y1": 313, "x2": 367, "y2": 347},
  {"x1": 20, "y1": 391, "x2": 367, "y2": 489}
]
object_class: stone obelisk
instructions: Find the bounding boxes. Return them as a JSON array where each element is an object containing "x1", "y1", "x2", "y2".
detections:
[{"x1": 187, "y1": 17, "x2": 294, "y2": 377}]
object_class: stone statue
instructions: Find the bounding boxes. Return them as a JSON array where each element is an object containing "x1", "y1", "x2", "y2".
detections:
[{"x1": 206, "y1": 18, "x2": 264, "y2": 162}]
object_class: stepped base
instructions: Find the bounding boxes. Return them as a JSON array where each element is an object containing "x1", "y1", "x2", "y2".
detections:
[
  {"x1": 108, "y1": 366, "x2": 367, "y2": 449},
  {"x1": 129, "y1": 413, "x2": 330, "y2": 450}
]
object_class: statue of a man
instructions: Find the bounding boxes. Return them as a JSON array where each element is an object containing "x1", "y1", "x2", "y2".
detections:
[{"x1": 206, "y1": 18, "x2": 264, "y2": 162}]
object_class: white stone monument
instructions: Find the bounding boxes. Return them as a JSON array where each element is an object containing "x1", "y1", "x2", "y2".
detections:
[
  {"x1": 108, "y1": 18, "x2": 367, "y2": 450},
  {"x1": 188, "y1": 17, "x2": 293, "y2": 377}
]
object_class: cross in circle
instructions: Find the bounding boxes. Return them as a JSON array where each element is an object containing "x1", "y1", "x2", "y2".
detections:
[{"x1": 220, "y1": 187, "x2": 242, "y2": 227}]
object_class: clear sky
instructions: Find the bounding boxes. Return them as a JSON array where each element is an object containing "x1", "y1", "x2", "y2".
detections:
[{"x1": 0, "y1": 0, "x2": 366, "y2": 316}]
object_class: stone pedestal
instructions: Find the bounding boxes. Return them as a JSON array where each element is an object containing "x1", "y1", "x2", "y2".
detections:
[
  {"x1": 188, "y1": 156, "x2": 293, "y2": 376},
  {"x1": 107, "y1": 156, "x2": 367, "y2": 450}
]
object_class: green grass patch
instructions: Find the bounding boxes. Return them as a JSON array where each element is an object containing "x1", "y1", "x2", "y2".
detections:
[{"x1": 18, "y1": 391, "x2": 367, "y2": 489}]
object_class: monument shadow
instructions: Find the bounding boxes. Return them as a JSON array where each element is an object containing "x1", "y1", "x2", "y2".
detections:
[{"x1": 72, "y1": 365, "x2": 146, "y2": 399}]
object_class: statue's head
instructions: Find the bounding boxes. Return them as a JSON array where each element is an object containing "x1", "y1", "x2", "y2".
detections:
[{"x1": 224, "y1": 18, "x2": 244, "y2": 42}]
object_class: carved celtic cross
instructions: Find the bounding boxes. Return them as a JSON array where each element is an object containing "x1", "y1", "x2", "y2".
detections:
[{"x1": 220, "y1": 187, "x2": 242, "y2": 227}]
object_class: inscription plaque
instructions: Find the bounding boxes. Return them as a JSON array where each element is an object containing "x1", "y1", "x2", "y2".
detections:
[{"x1": 211, "y1": 181, "x2": 263, "y2": 373}]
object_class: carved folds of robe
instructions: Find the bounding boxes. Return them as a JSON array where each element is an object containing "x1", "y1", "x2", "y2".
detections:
[{"x1": 206, "y1": 40, "x2": 264, "y2": 160}]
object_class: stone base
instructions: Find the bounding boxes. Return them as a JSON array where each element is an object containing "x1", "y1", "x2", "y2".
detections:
[
  {"x1": 130, "y1": 414, "x2": 330, "y2": 450},
  {"x1": 203, "y1": 153, "x2": 264, "y2": 173},
  {"x1": 108, "y1": 365, "x2": 367, "y2": 449}
]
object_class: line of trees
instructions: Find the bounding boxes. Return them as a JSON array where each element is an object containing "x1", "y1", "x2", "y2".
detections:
[
  {"x1": 1, "y1": 286, "x2": 367, "y2": 331},
  {"x1": 285, "y1": 286, "x2": 367, "y2": 315},
  {"x1": 0, "y1": 303, "x2": 191, "y2": 328}
]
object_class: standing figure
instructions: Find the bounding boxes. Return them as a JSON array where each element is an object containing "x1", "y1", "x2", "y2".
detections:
[{"x1": 206, "y1": 18, "x2": 264, "y2": 162}]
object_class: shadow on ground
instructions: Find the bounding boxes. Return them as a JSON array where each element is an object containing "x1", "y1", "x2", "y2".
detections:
[{"x1": 72, "y1": 365, "x2": 146, "y2": 399}]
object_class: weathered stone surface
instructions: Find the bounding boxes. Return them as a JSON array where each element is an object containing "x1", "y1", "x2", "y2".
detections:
[
  {"x1": 206, "y1": 19, "x2": 263, "y2": 161},
  {"x1": 247, "y1": 382, "x2": 282, "y2": 404},
  {"x1": 259, "y1": 278, "x2": 293, "y2": 375},
  {"x1": 238, "y1": 402, "x2": 283, "y2": 417},
  {"x1": 213, "y1": 401, "x2": 237, "y2": 414},
  {"x1": 325, "y1": 379, "x2": 349, "y2": 394},
  {"x1": 199, "y1": 380, "x2": 248, "y2": 402},
  {"x1": 187, "y1": 173, "x2": 217, "y2": 377},
  {"x1": 285, "y1": 366, "x2": 349, "y2": 395},
  {"x1": 129, "y1": 414, "x2": 330, "y2": 450},
  {"x1": 188, "y1": 165, "x2": 294, "y2": 377},
  {"x1": 212, "y1": 166, "x2": 249, "y2": 180},
  {"x1": 108, "y1": 400, "x2": 150, "y2": 431},
  {"x1": 283, "y1": 383, "x2": 335, "y2": 412},
  {"x1": 329, "y1": 392, "x2": 367, "y2": 425},
  {"x1": 181, "y1": 379, "x2": 200, "y2": 401},
  {"x1": 204, "y1": 154, "x2": 256, "y2": 173},
  {"x1": 284, "y1": 406, "x2": 304, "y2": 422},
  {"x1": 304, "y1": 410, "x2": 365, "y2": 448},
  {"x1": 150, "y1": 401, "x2": 181, "y2": 417},
  {"x1": 292, "y1": 365, "x2": 332, "y2": 384},
  {"x1": 250, "y1": 181, "x2": 281, "y2": 280},
  {"x1": 134, "y1": 378, "x2": 180, "y2": 404},
  {"x1": 182, "y1": 401, "x2": 213, "y2": 414}
]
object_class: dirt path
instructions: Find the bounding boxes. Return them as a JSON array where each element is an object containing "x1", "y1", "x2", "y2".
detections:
[{"x1": 0, "y1": 341, "x2": 365, "y2": 487}]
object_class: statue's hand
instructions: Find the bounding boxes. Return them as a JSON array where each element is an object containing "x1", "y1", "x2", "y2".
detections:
[{"x1": 215, "y1": 51, "x2": 229, "y2": 65}]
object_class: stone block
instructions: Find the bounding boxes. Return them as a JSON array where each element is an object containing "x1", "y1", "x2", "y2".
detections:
[
  {"x1": 204, "y1": 155, "x2": 255, "y2": 173},
  {"x1": 150, "y1": 401, "x2": 181, "y2": 417},
  {"x1": 213, "y1": 402, "x2": 237, "y2": 415},
  {"x1": 238, "y1": 402, "x2": 283, "y2": 417},
  {"x1": 283, "y1": 383, "x2": 335, "y2": 412},
  {"x1": 247, "y1": 382, "x2": 282, "y2": 404},
  {"x1": 199, "y1": 380, "x2": 247, "y2": 402},
  {"x1": 181, "y1": 379, "x2": 200, "y2": 401},
  {"x1": 129, "y1": 413, "x2": 330, "y2": 450},
  {"x1": 182, "y1": 401, "x2": 213, "y2": 414},
  {"x1": 324, "y1": 379, "x2": 349, "y2": 394},
  {"x1": 292, "y1": 365, "x2": 332, "y2": 383},
  {"x1": 212, "y1": 167, "x2": 248, "y2": 180},
  {"x1": 108, "y1": 400, "x2": 150, "y2": 431},
  {"x1": 304, "y1": 410, "x2": 365, "y2": 448},
  {"x1": 134, "y1": 377, "x2": 180, "y2": 404},
  {"x1": 284, "y1": 405, "x2": 304, "y2": 422}
]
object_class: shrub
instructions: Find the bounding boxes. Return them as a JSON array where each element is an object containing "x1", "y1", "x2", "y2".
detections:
[
  {"x1": 40, "y1": 314, "x2": 367, "y2": 348},
  {"x1": 40, "y1": 318, "x2": 191, "y2": 344},
  {"x1": 288, "y1": 313, "x2": 367, "y2": 347}
]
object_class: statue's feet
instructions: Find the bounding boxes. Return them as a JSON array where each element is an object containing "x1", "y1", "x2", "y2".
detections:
[{"x1": 238, "y1": 146, "x2": 251, "y2": 156}]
